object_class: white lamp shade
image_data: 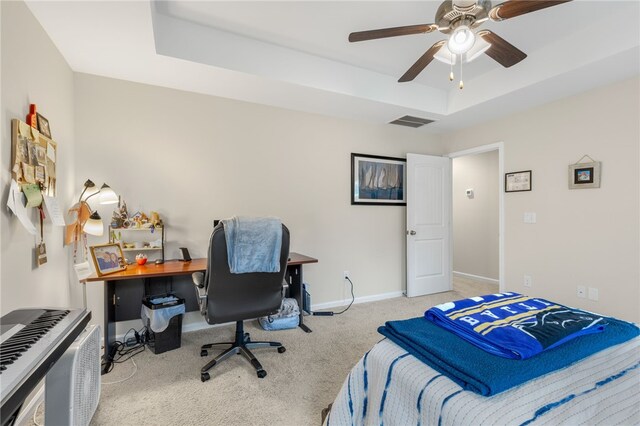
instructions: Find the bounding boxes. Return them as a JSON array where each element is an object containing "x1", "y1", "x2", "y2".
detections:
[
  {"x1": 83, "y1": 213, "x2": 104, "y2": 236},
  {"x1": 465, "y1": 37, "x2": 491, "y2": 63},
  {"x1": 434, "y1": 45, "x2": 457, "y2": 65},
  {"x1": 99, "y1": 184, "x2": 118, "y2": 205},
  {"x1": 447, "y1": 25, "x2": 476, "y2": 55}
]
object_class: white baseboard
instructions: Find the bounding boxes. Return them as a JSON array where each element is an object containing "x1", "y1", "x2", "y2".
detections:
[
  {"x1": 311, "y1": 291, "x2": 404, "y2": 311},
  {"x1": 107, "y1": 290, "x2": 405, "y2": 339},
  {"x1": 453, "y1": 271, "x2": 499, "y2": 284}
]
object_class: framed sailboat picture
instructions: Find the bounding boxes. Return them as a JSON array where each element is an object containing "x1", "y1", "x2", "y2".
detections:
[{"x1": 351, "y1": 153, "x2": 406, "y2": 205}]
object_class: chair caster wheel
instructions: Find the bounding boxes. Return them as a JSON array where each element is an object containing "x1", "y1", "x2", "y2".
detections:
[
  {"x1": 257, "y1": 369, "x2": 267, "y2": 379},
  {"x1": 200, "y1": 350, "x2": 208, "y2": 357},
  {"x1": 278, "y1": 346, "x2": 286, "y2": 354},
  {"x1": 201, "y1": 372, "x2": 210, "y2": 382}
]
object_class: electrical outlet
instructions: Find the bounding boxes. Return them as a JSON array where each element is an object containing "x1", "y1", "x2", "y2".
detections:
[
  {"x1": 588, "y1": 287, "x2": 599, "y2": 301},
  {"x1": 577, "y1": 285, "x2": 586, "y2": 298},
  {"x1": 343, "y1": 271, "x2": 349, "y2": 280},
  {"x1": 523, "y1": 275, "x2": 532, "y2": 288}
]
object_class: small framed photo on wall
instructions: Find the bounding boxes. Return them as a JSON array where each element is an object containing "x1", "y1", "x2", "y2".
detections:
[
  {"x1": 505, "y1": 170, "x2": 532, "y2": 193},
  {"x1": 569, "y1": 161, "x2": 601, "y2": 189}
]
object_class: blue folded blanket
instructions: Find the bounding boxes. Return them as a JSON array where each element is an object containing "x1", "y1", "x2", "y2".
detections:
[
  {"x1": 425, "y1": 293, "x2": 606, "y2": 359},
  {"x1": 378, "y1": 316, "x2": 638, "y2": 396},
  {"x1": 221, "y1": 216, "x2": 282, "y2": 274}
]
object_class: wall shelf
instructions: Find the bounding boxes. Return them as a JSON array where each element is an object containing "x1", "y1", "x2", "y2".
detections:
[{"x1": 109, "y1": 225, "x2": 165, "y2": 262}]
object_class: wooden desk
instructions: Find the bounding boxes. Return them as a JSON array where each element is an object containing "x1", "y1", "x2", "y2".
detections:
[
  {"x1": 84, "y1": 253, "x2": 317, "y2": 373},
  {"x1": 284, "y1": 253, "x2": 318, "y2": 333}
]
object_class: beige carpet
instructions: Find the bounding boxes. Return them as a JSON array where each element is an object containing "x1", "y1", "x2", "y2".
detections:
[{"x1": 36, "y1": 277, "x2": 496, "y2": 425}]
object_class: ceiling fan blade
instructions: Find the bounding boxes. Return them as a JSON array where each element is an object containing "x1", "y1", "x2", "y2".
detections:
[
  {"x1": 489, "y1": 0, "x2": 572, "y2": 21},
  {"x1": 478, "y1": 30, "x2": 527, "y2": 68},
  {"x1": 349, "y1": 24, "x2": 438, "y2": 42},
  {"x1": 398, "y1": 40, "x2": 446, "y2": 83}
]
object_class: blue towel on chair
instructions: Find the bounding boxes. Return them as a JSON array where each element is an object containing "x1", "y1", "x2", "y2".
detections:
[
  {"x1": 221, "y1": 216, "x2": 282, "y2": 274},
  {"x1": 378, "y1": 315, "x2": 638, "y2": 396}
]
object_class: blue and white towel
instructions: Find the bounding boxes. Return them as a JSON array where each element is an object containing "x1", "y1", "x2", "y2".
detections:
[
  {"x1": 221, "y1": 216, "x2": 282, "y2": 274},
  {"x1": 425, "y1": 293, "x2": 606, "y2": 359}
]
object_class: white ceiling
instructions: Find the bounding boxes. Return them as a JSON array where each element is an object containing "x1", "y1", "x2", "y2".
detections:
[{"x1": 26, "y1": 1, "x2": 640, "y2": 133}]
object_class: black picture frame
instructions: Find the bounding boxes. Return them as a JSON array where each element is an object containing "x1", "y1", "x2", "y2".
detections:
[
  {"x1": 505, "y1": 170, "x2": 532, "y2": 193},
  {"x1": 351, "y1": 153, "x2": 406, "y2": 205},
  {"x1": 36, "y1": 113, "x2": 51, "y2": 139}
]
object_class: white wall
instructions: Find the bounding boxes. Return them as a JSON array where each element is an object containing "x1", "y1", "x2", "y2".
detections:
[
  {"x1": 443, "y1": 77, "x2": 640, "y2": 322},
  {"x1": 452, "y1": 151, "x2": 499, "y2": 280},
  {"x1": 73, "y1": 73, "x2": 443, "y2": 331},
  {"x1": 0, "y1": 1, "x2": 77, "y2": 315}
]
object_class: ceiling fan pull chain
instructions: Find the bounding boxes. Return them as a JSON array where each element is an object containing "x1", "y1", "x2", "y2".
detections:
[
  {"x1": 459, "y1": 55, "x2": 464, "y2": 89},
  {"x1": 449, "y1": 51, "x2": 454, "y2": 81}
]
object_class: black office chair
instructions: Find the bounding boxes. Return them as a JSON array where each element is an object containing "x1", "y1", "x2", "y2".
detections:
[{"x1": 192, "y1": 222, "x2": 290, "y2": 382}]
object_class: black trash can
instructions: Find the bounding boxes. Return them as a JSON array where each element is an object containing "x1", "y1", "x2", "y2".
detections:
[{"x1": 142, "y1": 294, "x2": 185, "y2": 354}]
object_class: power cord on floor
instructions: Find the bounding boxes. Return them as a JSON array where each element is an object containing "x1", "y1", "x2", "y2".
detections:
[
  {"x1": 33, "y1": 400, "x2": 43, "y2": 426},
  {"x1": 102, "y1": 358, "x2": 138, "y2": 385},
  {"x1": 313, "y1": 276, "x2": 355, "y2": 316},
  {"x1": 101, "y1": 326, "x2": 149, "y2": 375}
]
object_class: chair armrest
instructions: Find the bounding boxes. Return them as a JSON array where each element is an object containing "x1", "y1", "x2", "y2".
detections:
[
  {"x1": 192, "y1": 272, "x2": 205, "y2": 288},
  {"x1": 192, "y1": 272, "x2": 207, "y2": 314}
]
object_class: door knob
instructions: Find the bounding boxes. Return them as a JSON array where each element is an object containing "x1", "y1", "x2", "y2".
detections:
[{"x1": 408, "y1": 230, "x2": 416, "y2": 235}]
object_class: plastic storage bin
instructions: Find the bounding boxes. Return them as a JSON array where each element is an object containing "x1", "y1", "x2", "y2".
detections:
[{"x1": 142, "y1": 294, "x2": 185, "y2": 354}]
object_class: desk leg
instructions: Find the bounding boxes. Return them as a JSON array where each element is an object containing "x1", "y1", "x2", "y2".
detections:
[
  {"x1": 101, "y1": 280, "x2": 117, "y2": 375},
  {"x1": 286, "y1": 264, "x2": 312, "y2": 333}
]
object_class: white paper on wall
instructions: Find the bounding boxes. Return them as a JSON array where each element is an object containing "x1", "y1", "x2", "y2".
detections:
[
  {"x1": 13, "y1": 192, "x2": 37, "y2": 235},
  {"x1": 6, "y1": 180, "x2": 18, "y2": 214},
  {"x1": 43, "y1": 195, "x2": 66, "y2": 226}
]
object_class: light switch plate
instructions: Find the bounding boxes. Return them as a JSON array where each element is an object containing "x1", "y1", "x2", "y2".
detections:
[
  {"x1": 577, "y1": 285, "x2": 586, "y2": 298},
  {"x1": 524, "y1": 212, "x2": 537, "y2": 224}
]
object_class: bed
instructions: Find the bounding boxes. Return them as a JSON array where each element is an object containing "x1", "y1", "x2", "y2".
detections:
[{"x1": 325, "y1": 313, "x2": 639, "y2": 425}]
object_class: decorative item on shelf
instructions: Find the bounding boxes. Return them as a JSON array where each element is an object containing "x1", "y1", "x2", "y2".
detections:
[
  {"x1": 110, "y1": 198, "x2": 129, "y2": 228},
  {"x1": 135, "y1": 253, "x2": 148, "y2": 265},
  {"x1": 150, "y1": 211, "x2": 163, "y2": 228},
  {"x1": 65, "y1": 179, "x2": 118, "y2": 248},
  {"x1": 26, "y1": 104, "x2": 37, "y2": 128},
  {"x1": 568, "y1": 155, "x2": 601, "y2": 190}
]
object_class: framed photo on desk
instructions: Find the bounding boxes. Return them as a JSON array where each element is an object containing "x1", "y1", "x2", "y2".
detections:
[{"x1": 90, "y1": 243, "x2": 126, "y2": 276}]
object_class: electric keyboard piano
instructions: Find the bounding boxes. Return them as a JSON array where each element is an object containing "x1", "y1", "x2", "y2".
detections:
[{"x1": 0, "y1": 308, "x2": 91, "y2": 426}]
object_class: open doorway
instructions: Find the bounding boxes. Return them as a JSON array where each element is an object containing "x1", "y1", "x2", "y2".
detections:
[{"x1": 448, "y1": 143, "x2": 504, "y2": 294}]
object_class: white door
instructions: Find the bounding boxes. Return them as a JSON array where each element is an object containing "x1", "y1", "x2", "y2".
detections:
[{"x1": 406, "y1": 154, "x2": 452, "y2": 297}]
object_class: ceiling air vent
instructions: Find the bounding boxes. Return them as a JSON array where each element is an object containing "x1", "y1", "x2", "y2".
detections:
[{"x1": 389, "y1": 115, "x2": 435, "y2": 128}]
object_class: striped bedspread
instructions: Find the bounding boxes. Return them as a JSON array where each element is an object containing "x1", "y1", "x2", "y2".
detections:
[{"x1": 326, "y1": 336, "x2": 639, "y2": 425}]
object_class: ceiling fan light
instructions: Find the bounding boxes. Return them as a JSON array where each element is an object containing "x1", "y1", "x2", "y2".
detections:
[
  {"x1": 447, "y1": 25, "x2": 476, "y2": 55},
  {"x1": 465, "y1": 37, "x2": 491, "y2": 63},
  {"x1": 434, "y1": 45, "x2": 456, "y2": 65}
]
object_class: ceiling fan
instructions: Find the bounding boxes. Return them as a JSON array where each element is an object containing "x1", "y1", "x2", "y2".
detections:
[{"x1": 349, "y1": 0, "x2": 572, "y2": 87}]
